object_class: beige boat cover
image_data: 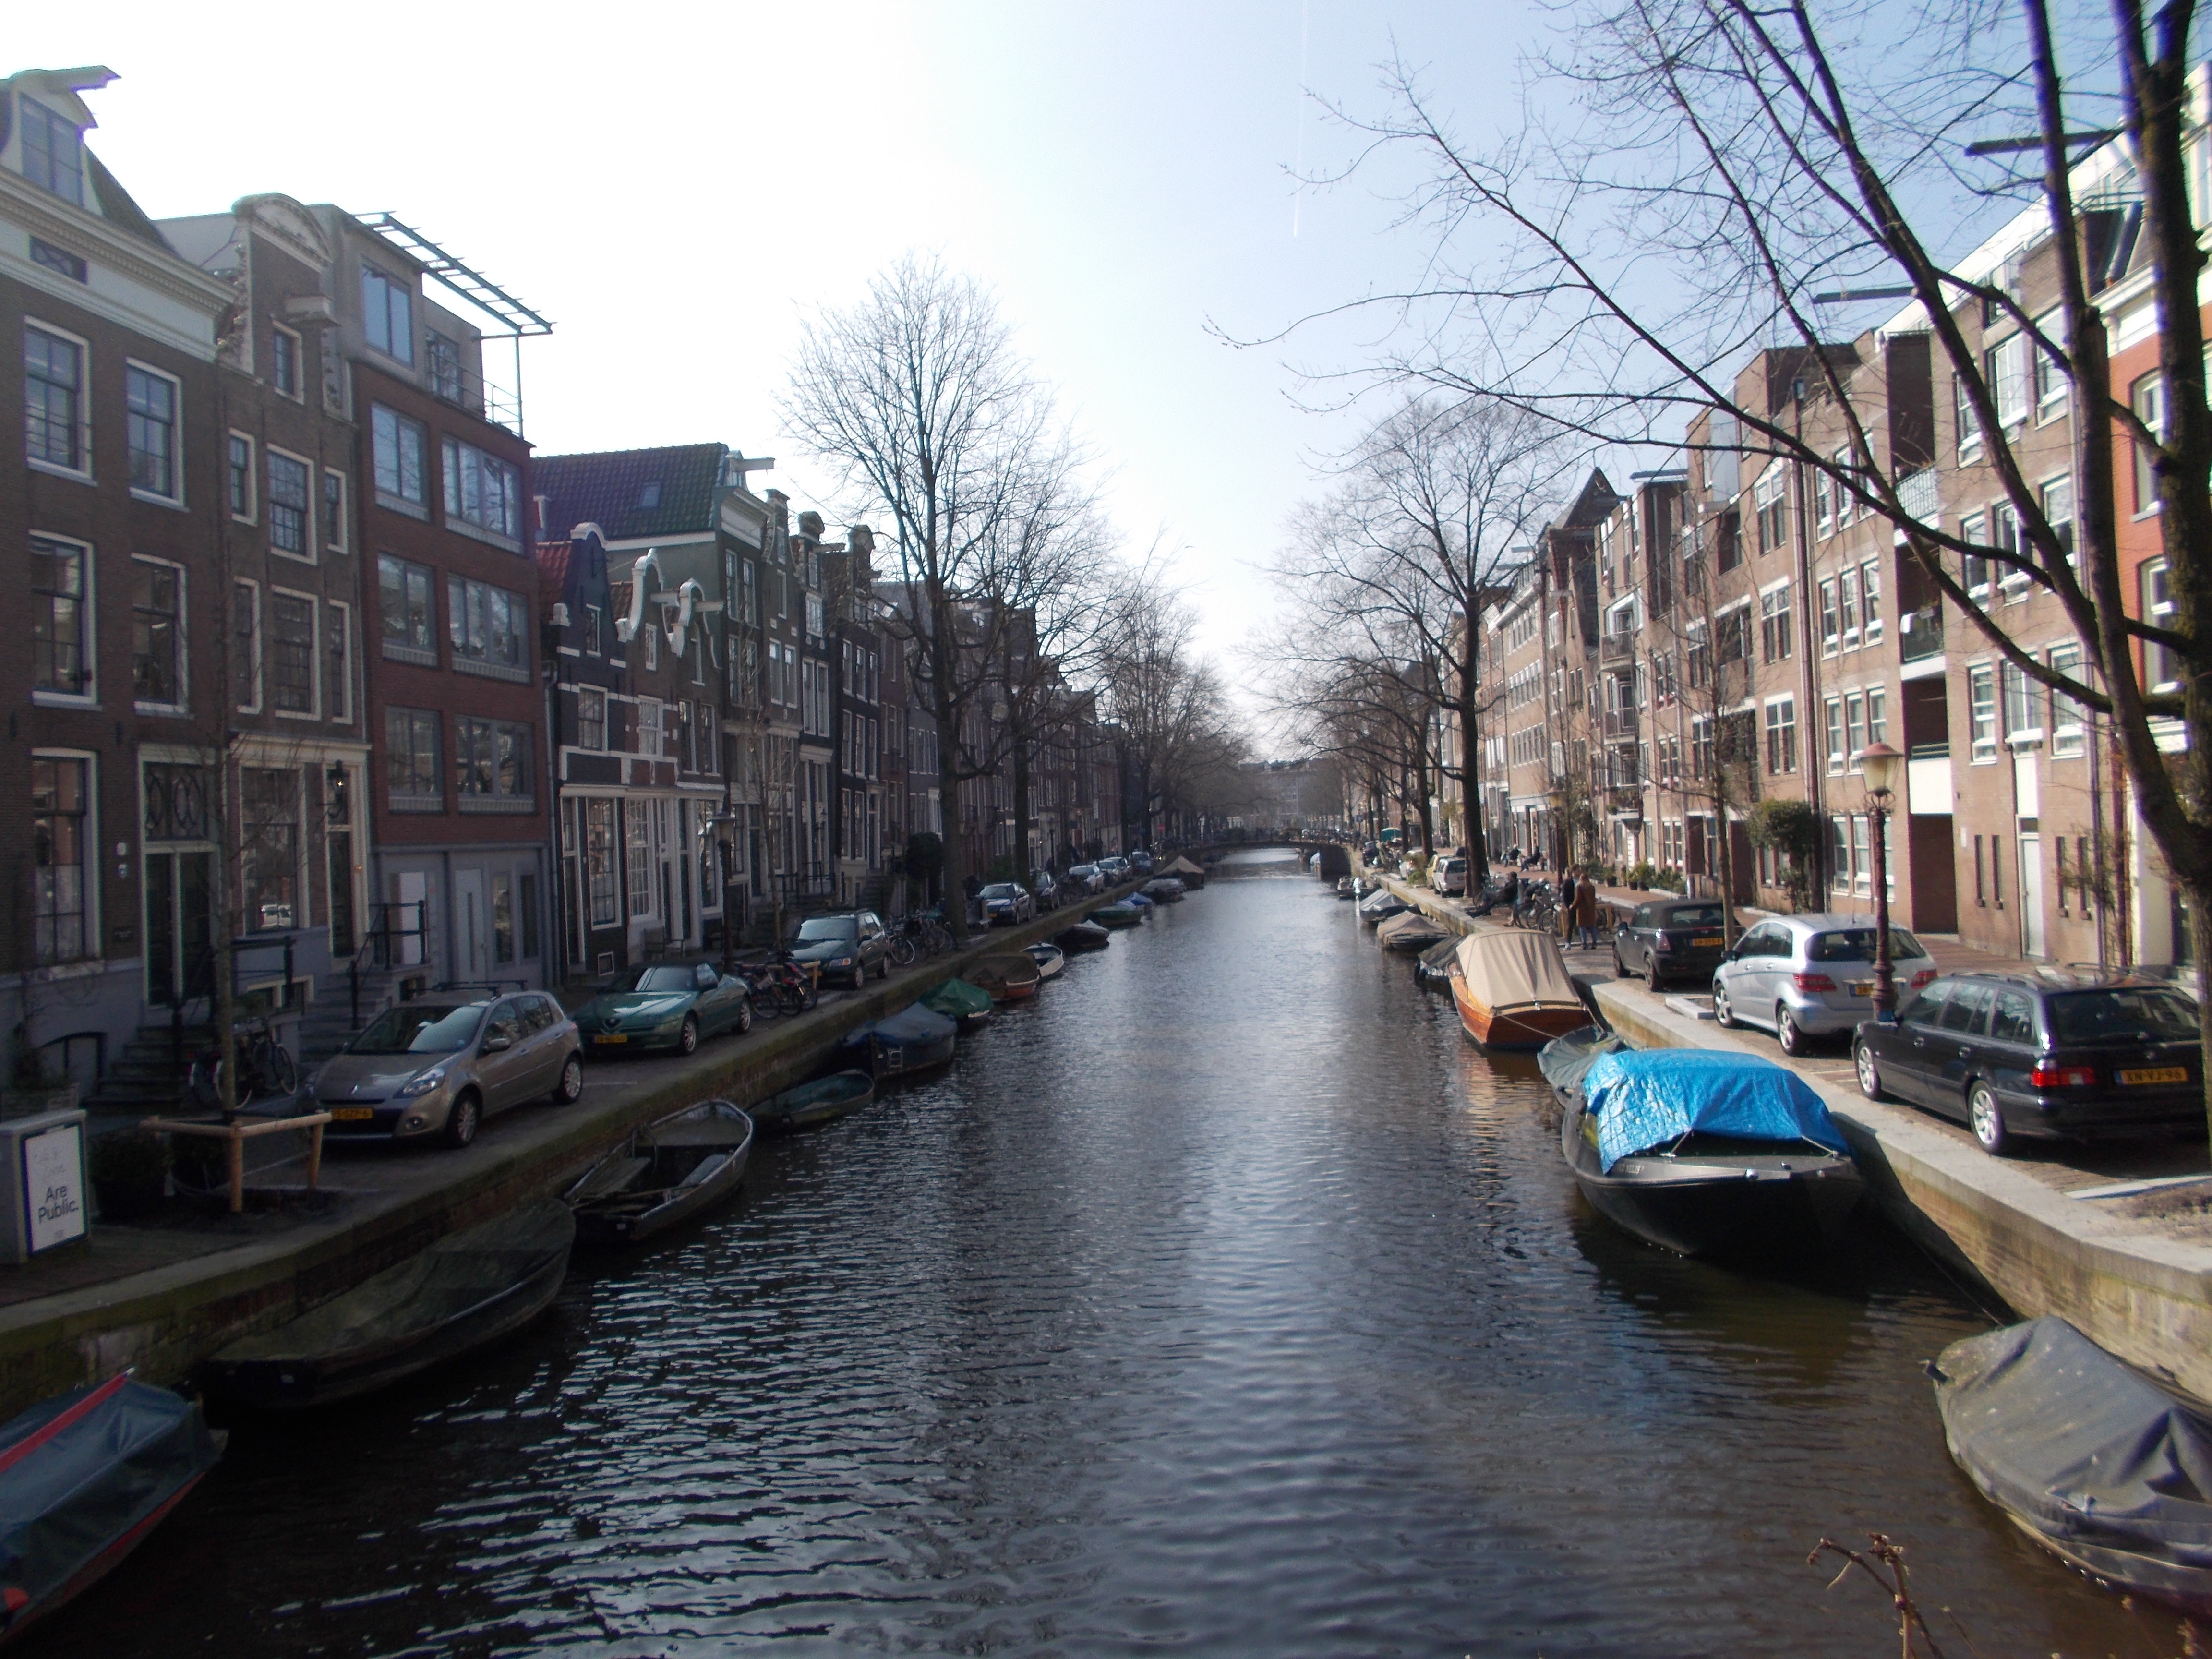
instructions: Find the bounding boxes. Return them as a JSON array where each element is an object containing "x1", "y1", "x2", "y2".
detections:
[
  {"x1": 1453, "y1": 928, "x2": 1583, "y2": 1011},
  {"x1": 1165, "y1": 856, "x2": 1206, "y2": 877},
  {"x1": 1376, "y1": 910, "x2": 1449, "y2": 945}
]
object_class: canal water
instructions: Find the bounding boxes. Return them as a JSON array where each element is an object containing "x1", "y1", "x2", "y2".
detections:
[{"x1": 65, "y1": 850, "x2": 2180, "y2": 1656}]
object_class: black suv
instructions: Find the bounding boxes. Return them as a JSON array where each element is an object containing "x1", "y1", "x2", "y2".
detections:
[
  {"x1": 1852, "y1": 971, "x2": 2203, "y2": 1154},
  {"x1": 786, "y1": 911, "x2": 891, "y2": 987}
]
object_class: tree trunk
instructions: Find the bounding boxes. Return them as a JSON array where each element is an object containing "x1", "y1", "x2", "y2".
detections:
[
  {"x1": 1011, "y1": 726, "x2": 1033, "y2": 887},
  {"x1": 1461, "y1": 659, "x2": 1488, "y2": 881}
]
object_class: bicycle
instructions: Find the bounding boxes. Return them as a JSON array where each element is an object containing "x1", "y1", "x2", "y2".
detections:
[{"x1": 185, "y1": 1014, "x2": 298, "y2": 1113}]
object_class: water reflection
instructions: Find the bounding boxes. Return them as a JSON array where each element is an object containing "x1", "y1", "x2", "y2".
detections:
[{"x1": 44, "y1": 847, "x2": 2182, "y2": 1656}]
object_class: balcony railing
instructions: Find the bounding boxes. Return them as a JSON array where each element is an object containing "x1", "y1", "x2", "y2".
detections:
[
  {"x1": 1602, "y1": 708, "x2": 1639, "y2": 741},
  {"x1": 1900, "y1": 602, "x2": 1944, "y2": 663},
  {"x1": 427, "y1": 356, "x2": 524, "y2": 437},
  {"x1": 1605, "y1": 785, "x2": 1645, "y2": 816},
  {"x1": 1599, "y1": 633, "x2": 1635, "y2": 666},
  {"x1": 1896, "y1": 466, "x2": 1939, "y2": 521}
]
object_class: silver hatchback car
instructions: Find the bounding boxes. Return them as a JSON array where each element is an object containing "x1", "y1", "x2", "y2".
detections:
[
  {"x1": 310, "y1": 991, "x2": 583, "y2": 1148},
  {"x1": 1710, "y1": 913, "x2": 1935, "y2": 1056}
]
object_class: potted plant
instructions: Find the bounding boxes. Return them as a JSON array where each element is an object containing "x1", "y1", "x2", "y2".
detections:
[{"x1": 89, "y1": 1127, "x2": 169, "y2": 1221}]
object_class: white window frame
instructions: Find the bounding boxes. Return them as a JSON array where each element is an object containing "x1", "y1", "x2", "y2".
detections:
[
  {"x1": 1960, "y1": 512, "x2": 1991, "y2": 602},
  {"x1": 1825, "y1": 696, "x2": 1845, "y2": 775},
  {"x1": 1860, "y1": 558, "x2": 1883, "y2": 645},
  {"x1": 24, "y1": 317, "x2": 92, "y2": 484},
  {"x1": 1968, "y1": 663, "x2": 1998, "y2": 763},
  {"x1": 266, "y1": 586, "x2": 321, "y2": 720},
  {"x1": 2049, "y1": 642, "x2": 2086, "y2": 759},
  {"x1": 270, "y1": 321, "x2": 305, "y2": 401},
  {"x1": 2001, "y1": 658, "x2": 2044, "y2": 749},
  {"x1": 2032, "y1": 309, "x2": 2068, "y2": 415},
  {"x1": 324, "y1": 599, "x2": 353, "y2": 724},
  {"x1": 1989, "y1": 332, "x2": 2029, "y2": 428},
  {"x1": 31, "y1": 748, "x2": 99, "y2": 966},
  {"x1": 265, "y1": 444, "x2": 317, "y2": 564},
  {"x1": 1994, "y1": 502, "x2": 2031, "y2": 601},
  {"x1": 233, "y1": 577, "x2": 263, "y2": 714},
  {"x1": 31, "y1": 530, "x2": 96, "y2": 708},
  {"x1": 2143, "y1": 558, "x2": 2180, "y2": 693},
  {"x1": 322, "y1": 467, "x2": 349, "y2": 554},
  {"x1": 123, "y1": 357, "x2": 184, "y2": 508},
  {"x1": 130, "y1": 553, "x2": 188, "y2": 716},
  {"x1": 227, "y1": 430, "x2": 258, "y2": 524}
]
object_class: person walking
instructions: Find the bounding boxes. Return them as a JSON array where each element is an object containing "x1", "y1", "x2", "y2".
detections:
[
  {"x1": 1558, "y1": 867, "x2": 1579, "y2": 945},
  {"x1": 1574, "y1": 867, "x2": 1602, "y2": 950}
]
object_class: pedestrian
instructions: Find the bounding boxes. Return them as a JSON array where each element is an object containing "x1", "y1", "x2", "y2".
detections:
[
  {"x1": 1575, "y1": 867, "x2": 1602, "y2": 950},
  {"x1": 1558, "y1": 867, "x2": 1579, "y2": 945}
]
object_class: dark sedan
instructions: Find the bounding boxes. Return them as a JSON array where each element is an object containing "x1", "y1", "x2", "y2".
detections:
[
  {"x1": 1612, "y1": 899, "x2": 1734, "y2": 991},
  {"x1": 1853, "y1": 971, "x2": 2206, "y2": 1154}
]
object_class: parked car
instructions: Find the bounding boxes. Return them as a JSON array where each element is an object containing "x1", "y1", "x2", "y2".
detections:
[
  {"x1": 311, "y1": 992, "x2": 582, "y2": 1149},
  {"x1": 1066, "y1": 863, "x2": 1105, "y2": 894},
  {"x1": 576, "y1": 959, "x2": 758, "y2": 1052},
  {"x1": 786, "y1": 912, "x2": 892, "y2": 986},
  {"x1": 1129, "y1": 850, "x2": 1154, "y2": 875},
  {"x1": 1430, "y1": 855, "x2": 1469, "y2": 897},
  {"x1": 1613, "y1": 898, "x2": 1735, "y2": 991},
  {"x1": 980, "y1": 882, "x2": 1036, "y2": 926},
  {"x1": 1098, "y1": 856, "x2": 1131, "y2": 882},
  {"x1": 1853, "y1": 972, "x2": 2205, "y2": 1154},
  {"x1": 1710, "y1": 914, "x2": 1936, "y2": 1056},
  {"x1": 1028, "y1": 868, "x2": 1060, "y2": 908}
]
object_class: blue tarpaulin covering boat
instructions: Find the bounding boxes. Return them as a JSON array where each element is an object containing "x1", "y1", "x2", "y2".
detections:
[
  {"x1": 1582, "y1": 1048, "x2": 1850, "y2": 1173},
  {"x1": 841, "y1": 1003, "x2": 958, "y2": 1075}
]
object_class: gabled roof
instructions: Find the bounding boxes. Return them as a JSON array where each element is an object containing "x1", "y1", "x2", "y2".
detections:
[
  {"x1": 535, "y1": 537, "x2": 573, "y2": 613},
  {"x1": 534, "y1": 444, "x2": 727, "y2": 542}
]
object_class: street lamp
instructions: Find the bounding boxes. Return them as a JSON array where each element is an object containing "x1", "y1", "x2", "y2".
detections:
[{"x1": 1853, "y1": 741, "x2": 1904, "y2": 1022}]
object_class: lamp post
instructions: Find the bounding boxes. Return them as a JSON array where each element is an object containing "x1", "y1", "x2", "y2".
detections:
[{"x1": 1854, "y1": 741, "x2": 1904, "y2": 1022}]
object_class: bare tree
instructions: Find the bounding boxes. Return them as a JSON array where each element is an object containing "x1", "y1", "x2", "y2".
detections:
[
  {"x1": 1100, "y1": 588, "x2": 1247, "y2": 846},
  {"x1": 1268, "y1": 0, "x2": 2212, "y2": 1128},
  {"x1": 783, "y1": 256, "x2": 1095, "y2": 939}
]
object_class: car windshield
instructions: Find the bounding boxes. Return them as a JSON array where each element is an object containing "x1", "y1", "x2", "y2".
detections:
[
  {"x1": 613, "y1": 965, "x2": 698, "y2": 992},
  {"x1": 795, "y1": 917, "x2": 857, "y2": 942},
  {"x1": 1807, "y1": 927, "x2": 1926, "y2": 962},
  {"x1": 982, "y1": 884, "x2": 1021, "y2": 900},
  {"x1": 349, "y1": 1003, "x2": 486, "y2": 1056},
  {"x1": 1661, "y1": 905, "x2": 1725, "y2": 927},
  {"x1": 2048, "y1": 988, "x2": 2200, "y2": 1044}
]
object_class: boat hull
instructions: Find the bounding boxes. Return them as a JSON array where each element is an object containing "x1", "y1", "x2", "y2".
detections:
[
  {"x1": 753, "y1": 1072, "x2": 875, "y2": 1135},
  {"x1": 569, "y1": 1102, "x2": 755, "y2": 1243},
  {"x1": 1450, "y1": 972, "x2": 1589, "y2": 1049}
]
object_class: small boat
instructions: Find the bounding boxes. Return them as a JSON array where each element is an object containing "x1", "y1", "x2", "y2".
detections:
[
  {"x1": 922, "y1": 976, "x2": 996, "y2": 1029},
  {"x1": 1415, "y1": 937, "x2": 1460, "y2": 988},
  {"x1": 1932, "y1": 1316, "x2": 2212, "y2": 1614},
  {"x1": 1024, "y1": 942, "x2": 1067, "y2": 981},
  {"x1": 1057, "y1": 921, "x2": 1112, "y2": 950},
  {"x1": 969, "y1": 953, "x2": 1042, "y2": 1002},
  {"x1": 0, "y1": 1376, "x2": 223, "y2": 1646},
  {"x1": 1141, "y1": 878, "x2": 1186, "y2": 902},
  {"x1": 1123, "y1": 890, "x2": 1155, "y2": 910},
  {"x1": 1336, "y1": 877, "x2": 1358, "y2": 900},
  {"x1": 842, "y1": 1002, "x2": 959, "y2": 1075},
  {"x1": 564, "y1": 1100, "x2": 755, "y2": 1242},
  {"x1": 749, "y1": 1070, "x2": 876, "y2": 1135},
  {"x1": 202, "y1": 1201, "x2": 575, "y2": 1409},
  {"x1": 1090, "y1": 904, "x2": 1142, "y2": 929},
  {"x1": 1376, "y1": 910, "x2": 1451, "y2": 954},
  {"x1": 1358, "y1": 888, "x2": 1409, "y2": 926},
  {"x1": 1163, "y1": 856, "x2": 1207, "y2": 889},
  {"x1": 1544, "y1": 1034, "x2": 1863, "y2": 1256},
  {"x1": 1447, "y1": 930, "x2": 1589, "y2": 1047}
]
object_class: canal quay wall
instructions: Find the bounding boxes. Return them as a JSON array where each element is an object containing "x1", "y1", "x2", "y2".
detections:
[
  {"x1": 0, "y1": 893, "x2": 1131, "y2": 1421},
  {"x1": 1355, "y1": 862, "x2": 2212, "y2": 1401}
]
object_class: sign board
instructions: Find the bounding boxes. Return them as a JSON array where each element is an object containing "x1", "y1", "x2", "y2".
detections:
[{"x1": 24, "y1": 1121, "x2": 86, "y2": 1253}]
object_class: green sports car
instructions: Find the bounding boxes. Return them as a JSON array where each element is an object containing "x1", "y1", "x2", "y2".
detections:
[{"x1": 574, "y1": 961, "x2": 754, "y2": 1058}]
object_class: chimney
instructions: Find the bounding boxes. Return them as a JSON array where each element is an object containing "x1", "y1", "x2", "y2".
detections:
[{"x1": 798, "y1": 509, "x2": 825, "y2": 540}]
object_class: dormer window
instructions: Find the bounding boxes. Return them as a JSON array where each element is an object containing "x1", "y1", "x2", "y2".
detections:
[
  {"x1": 21, "y1": 99, "x2": 84, "y2": 206},
  {"x1": 638, "y1": 481, "x2": 661, "y2": 508},
  {"x1": 361, "y1": 264, "x2": 413, "y2": 365}
]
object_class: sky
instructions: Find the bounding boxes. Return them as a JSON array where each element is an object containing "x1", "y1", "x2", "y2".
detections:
[{"x1": 16, "y1": 1, "x2": 1534, "y2": 734}]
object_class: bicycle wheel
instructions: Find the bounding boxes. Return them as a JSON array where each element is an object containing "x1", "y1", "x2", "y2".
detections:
[
  {"x1": 268, "y1": 1044, "x2": 299, "y2": 1096},
  {"x1": 888, "y1": 936, "x2": 919, "y2": 969}
]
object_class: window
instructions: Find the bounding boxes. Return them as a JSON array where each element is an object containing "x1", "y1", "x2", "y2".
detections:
[
  {"x1": 378, "y1": 555, "x2": 436, "y2": 660},
  {"x1": 227, "y1": 433, "x2": 255, "y2": 519},
  {"x1": 441, "y1": 436, "x2": 522, "y2": 541},
  {"x1": 1814, "y1": 469, "x2": 1833, "y2": 535},
  {"x1": 577, "y1": 686, "x2": 607, "y2": 750},
  {"x1": 2033, "y1": 310, "x2": 2068, "y2": 411},
  {"x1": 1969, "y1": 664, "x2": 1998, "y2": 762},
  {"x1": 1993, "y1": 504, "x2": 2031, "y2": 601},
  {"x1": 1830, "y1": 817, "x2": 1851, "y2": 892},
  {"x1": 1839, "y1": 566, "x2": 1862, "y2": 648},
  {"x1": 132, "y1": 559, "x2": 183, "y2": 709},
  {"x1": 322, "y1": 469, "x2": 348, "y2": 552},
  {"x1": 24, "y1": 325, "x2": 84, "y2": 472},
  {"x1": 427, "y1": 331, "x2": 462, "y2": 402},
  {"x1": 1755, "y1": 463, "x2": 1787, "y2": 553},
  {"x1": 454, "y1": 718, "x2": 533, "y2": 807},
  {"x1": 125, "y1": 364, "x2": 180, "y2": 500},
  {"x1": 1825, "y1": 697, "x2": 1846, "y2": 774},
  {"x1": 362, "y1": 264, "x2": 413, "y2": 364},
  {"x1": 586, "y1": 799, "x2": 618, "y2": 925},
  {"x1": 1988, "y1": 333, "x2": 2028, "y2": 428},
  {"x1": 1759, "y1": 583, "x2": 1792, "y2": 663},
  {"x1": 31, "y1": 757, "x2": 91, "y2": 963},
  {"x1": 626, "y1": 800, "x2": 653, "y2": 917},
  {"x1": 2042, "y1": 477, "x2": 2074, "y2": 566},
  {"x1": 2049, "y1": 642, "x2": 2086, "y2": 758},
  {"x1": 637, "y1": 697, "x2": 663, "y2": 758},
  {"x1": 21, "y1": 99, "x2": 84, "y2": 205},
  {"x1": 446, "y1": 576, "x2": 526, "y2": 677},
  {"x1": 232, "y1": 580, "x2": 261, "y2": 711},
  {"x1": 268, "y1": 451, "x2": 312, "y2": 556},
  {"x1": 28, "y1": 239, "x2": 86, "y2": 282},
  {"x1": 1860, "y1": 559, "x2": 1883, "y2": 644},
  {"x1": 31, "y1": 535, "x2": 90, "y2": 698},
  {"x1": 239, "y1": 769, "x2": 299, "y2": 931},
  {"x1": 1845, "y1": 691, "x2": 1869, "y2": 766},
  {"x1": 371, "y1": 405, "x2": 427, "y2": 510},
  {"x1": 270, "y1": 592, "x2": 315, "y2": 714},
  {"x1": 1764, "y1": 697, "x2": 1797, "y2": 774},
  {"x1": 2143, "y1": 559, "x2": 2180, "y2": 693},
  {"x1": 385, "y1": 708, "x2": 441, "y2": 804},
  {"x1": 1960, "y1": 513, "x2": 1990, "y2": 601},
  {"x1": 1867, "y1": 685, "x2": 1887, "y2": 749},
  {"x1": 2134, "y1": 372, "x2": 2166, "y2": 514},
  {"x1": 583, "y1": 605, "x2": 602, "y2": 655},
  {"x1": 271, "y1": 325, "x2": 301, "y2": 398},
  {"x1": 325, "y1": 601, "x2": 351, "y2": 722},
  {"x1": 2001, "y1": 661, "x2": 2041, "y2": 749},
  {"x1": 1819, "y1": 578, "x2": 1840, "y2": 654},
  {"x1": 1956, "y1": 370, "x2": 1983, "y2": 460}
]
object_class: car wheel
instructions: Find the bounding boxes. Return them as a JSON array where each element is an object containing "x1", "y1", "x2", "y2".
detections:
[
  {"x1": 1713, "y1": 983, "x2": 1737, "y2": 1028},
  {"x1": 678, "y1": 1015, "x2": 699, "y2": 1056},
  {"x1": 736, "y1": 997, "x2": 754, "y2": 1035},
  {"x1": 1969, "y1": 1083, "x2": 2010, "y2": 1155},
  {"x1": 553, "y1": 1053, "x2": 584, "y2": 1105},
  {"x1": 443, "y1": 1092, "x2": 481, "y2": 1149},
  {"x1": 877, "y1": 955, "x2": 890, "y2": 981},
  {"x1": 1854, "y1": 1039, "x2": 1886, "y2": 1102},
  {"x1": 1777, "y1": 1004, "x2": 1808, "y2": 1057},
  {"x1": 1612, "y1": 946, "x2": 1631, "y2": 979}
]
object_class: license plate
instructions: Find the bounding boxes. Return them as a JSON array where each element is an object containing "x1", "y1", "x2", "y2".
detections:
[
  {"x1": 1848, "y1": 981, "x2": 1875, "y2": 997},
  {"x1": 2119, "y1": 1066, "x2": 2188, "y2": 1085},
  {"x1": 1693, "y1": 935, "x2": 1722, "y2": 948},
  {"x1": 593, "y1": 1033, "x2": 629, "y2": 1045},
  {"x1": 329, "y1": 1106, "x2": 374, "y2": 1122}
]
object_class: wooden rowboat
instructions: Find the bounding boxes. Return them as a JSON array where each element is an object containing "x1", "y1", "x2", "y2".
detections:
[
  {"x1": 1024, "y1": 942, "x2": 1066, "y2": 981},
  {"x1": 750, "y1": 1070, "x2": 876, "y2": 1134},
  {"x1": 1447, "y1": 929, "x2": 1591, "y2": 1049},
  {"x1": 564, "y1": 1099, "x2": 755, "y2": 1242},
  {"x1": 201, "y1": 1201, "x2": 575, "y2": 1410},
  {"x1": 969, "y1": 954, "x2": 1042, "y2": 1001}
]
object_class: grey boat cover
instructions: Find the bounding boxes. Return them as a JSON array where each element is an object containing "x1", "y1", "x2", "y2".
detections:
[
  {"x1": 1358, "y1": 888, "x2": 1408, "y2": 918},
  {"x1": 1538, "y1": 1027, "x2": 1626, "y2": 1095},
  {"x1": 0, "y1": 1376, "x2": 221, "y2": 1625},
  {"x1": 1934, "y1": 1316, "x2": 2212, "y2": 1601},
  {"x1": 843, "y1": 1003, "x2": 958, "y2": 1050}
]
